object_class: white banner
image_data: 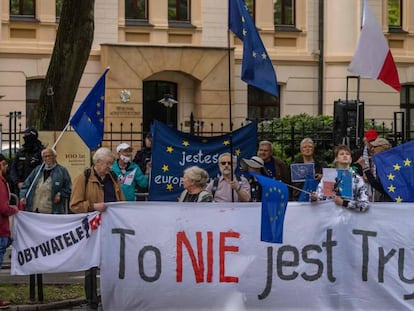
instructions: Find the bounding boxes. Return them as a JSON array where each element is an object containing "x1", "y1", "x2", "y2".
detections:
[
  {"x1": 11, "y1": 211, "x2": 101, "y2": 275},
  {"x1": 11, "y1": 201, "x2": 414, "y2": 310}
]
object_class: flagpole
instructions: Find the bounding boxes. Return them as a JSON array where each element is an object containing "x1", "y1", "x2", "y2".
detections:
[
  {"x1": 23, "y1": 121, "x2": 71, "y2": 200},
  {"x1": 227, "y1": 3, "x2": 235, "y2": 202}
]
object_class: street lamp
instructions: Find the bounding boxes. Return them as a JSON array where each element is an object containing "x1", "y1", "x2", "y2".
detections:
[{"x1": 158, "y1": 94, "x2": 178, "y2": 126}]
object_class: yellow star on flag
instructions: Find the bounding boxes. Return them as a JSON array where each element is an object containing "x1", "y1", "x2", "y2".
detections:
[
  {"x1": 404, "y1": 158, "x2": 411, "y2": 166},
  {"x1": 223, "y1": 140, "x2": 230, "y2": 146},
  {"x1": 166, "y1": 146, "x2": 174, "y2": 153},
  {"x1": 182, "y1": 141, "x2": 189, "y2": 147},
  {"x1": 387, "y1": 173, "x2": 395, "y2": 181},
  {"x1": 162, "y1": 164, "x2": 169, "y2": 172},
  {"x1": 396, "y1": 196, "x2": 403, "y2": 203},
  {"x1": 387, "y1": 185, "x2": 396, "y2": 193},
  {"x1": 235, "y1": 149, "x2": 241, "y2": 156},
  {"x1": 393, "y1": 163, "x2": 401, "y2": 171},
  {"x1": 166, "y1": 184, "x2": 173, "y2": 191}
]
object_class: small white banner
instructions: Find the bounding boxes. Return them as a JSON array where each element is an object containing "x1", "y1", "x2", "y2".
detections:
[{"x1": 11, "y1": 201, "x2": 414, "y2": 310}]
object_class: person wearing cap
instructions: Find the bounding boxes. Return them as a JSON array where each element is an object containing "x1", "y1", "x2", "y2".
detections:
[
  {"x1": 0, "y1": 153, "x2": 19, "y2": 309},
  {"x1": 206, "y1": 153, "x2": 250, "y2": 202},
  {"x1": 112, "y1": 143, "x2": 149, "y2": 201},
  {"x1": 10, "y1": 127, "x2": 44, "y2": 193},
  {"x1": 352, "y1": 129, "x2": 378, "y2": 176},
  {"x1": 291, "y1": 138, "x2": 327, "y2": 201},
  {"x1": 240, "y1": 156, "x2": 268, "y2": 202},
  {"x1": 356, "y1": 137, "x2": 392, "y2": 202}
]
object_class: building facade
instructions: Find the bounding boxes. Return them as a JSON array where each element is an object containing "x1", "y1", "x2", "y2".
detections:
[{"x1": 0, "y1": 0, "x2": 413, "y2": 146}]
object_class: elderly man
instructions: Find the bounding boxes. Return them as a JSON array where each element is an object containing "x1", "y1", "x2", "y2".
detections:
[
  {"x1": 206, "y1": 153, "x2": 250, "y2": 202},
  {"x1": 112, "y1": 143, "x2": 149, "y2": 201},
  {"x1": 19, "y1": 147, "x2": 72, "y2": 302},
  {"x1": 20, "y1": 148, "x2": 72, "y2": 214},
  {"x1": 70, "y1": 147, "x2": 124, "y2": 310},
  {"x1": 258, "y1": 140, "x2": 290, "y2": 184}
]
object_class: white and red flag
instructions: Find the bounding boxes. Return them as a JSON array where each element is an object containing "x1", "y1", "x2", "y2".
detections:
[{"x1": 348, "y1": 0, "x2": 401, "y2": 92}]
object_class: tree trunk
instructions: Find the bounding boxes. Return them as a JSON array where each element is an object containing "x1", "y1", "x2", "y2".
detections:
[{"x1": 35, "y1": 0, "x2": 95, "y2": 131}]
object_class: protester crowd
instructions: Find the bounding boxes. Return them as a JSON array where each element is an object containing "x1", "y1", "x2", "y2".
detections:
[{"x1": 0, "y1": 125, "x2": 400, "y2": 309}]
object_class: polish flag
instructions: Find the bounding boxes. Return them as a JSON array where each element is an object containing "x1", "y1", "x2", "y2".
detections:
[{"x1": 348, "y1": 0, "x2": 401, "y2": 92}]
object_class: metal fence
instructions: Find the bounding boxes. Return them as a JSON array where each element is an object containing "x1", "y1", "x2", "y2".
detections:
[{"x1": 0, "y1": 118, "x2": 401, "y2": 163}]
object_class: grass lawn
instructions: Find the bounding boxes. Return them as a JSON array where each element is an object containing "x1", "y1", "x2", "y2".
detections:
[{"x1": 0, "y1": 283, "x2": 84, "y2": 305}]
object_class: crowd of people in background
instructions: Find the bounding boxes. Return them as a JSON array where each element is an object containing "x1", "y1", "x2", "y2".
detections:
[{"x1": 0, "y1": 126, "x2": 397, "y2": 308}]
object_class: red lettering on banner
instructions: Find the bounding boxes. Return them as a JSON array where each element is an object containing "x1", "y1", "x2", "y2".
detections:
[
  {"x1": 176, "y1": 231, "x2": 240, "y2": 283},
  {"x1": 176, "y1": 231, "x2": 205, "y2": 283},
  {"x1": 219, "y1": 231, "x2": 240, "y2": 283}
]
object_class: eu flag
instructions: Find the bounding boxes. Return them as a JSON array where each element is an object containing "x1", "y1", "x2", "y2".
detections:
[
  {"x1": 149, "y1": 120, "x2": 257, "y2": 201},
  {"x1": 70, "y1": 68, "x2": 109, "y2": 150},
  {"x1": 228, "y1": 0, "x2": 278, "y2": 97},
  {"x1": 298, "y1": 175, "x2": 319, "y2": 202},
  {"x1": 373, "y1": 140, "x2": 414, "y2": 203},
  {"x1": 251, "y1": 172, "x2": 288, "y2": 243}
]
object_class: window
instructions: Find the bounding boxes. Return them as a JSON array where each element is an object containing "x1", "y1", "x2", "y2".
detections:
[
  {"x1": 26, "y1": 79, "x2": 44, "y2": 127},
  {"x1": 274, "y1": 0, "x2": 295, "y2": 27},
  {"x1": 247, "y1": 85, "x2": 280, "y2": 121},
  {"x1": 168, "y1": 0, "x2": 190, "y2": 22},
  {"x1": 125, "y1": 0, "x2": 148, "y2": 22},
  {"x1": 56, "y1": 0, "x2": 63, "y2": 19},
  {"x1": 388, "y1": 0, "x2": 402, "y2": 30},
  {"x1": 10, "y1": 0, "x2": 35, "y2": 19},
  {"x1": 400, "y1": 85, "x2": 414, "y2": 140}
]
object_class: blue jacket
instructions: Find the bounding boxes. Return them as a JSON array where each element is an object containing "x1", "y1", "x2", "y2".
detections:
[
  {"x1": 20, "y1": 163, "x2": 72, "y2": 214},
  {"x1": 112, "y1": 160, "x2": 148, "y2": 201}
]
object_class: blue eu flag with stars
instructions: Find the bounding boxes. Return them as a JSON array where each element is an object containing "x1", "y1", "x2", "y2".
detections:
[
  {"x1": 251, "y1": 172, "x2": 288, "y2": 243},
  {"x1": 228, "y1": 0, "x2": 278, "y2": 97},
  {"x1": 70, "y1": 68, "x2": 109, "y2": 150},
  {"x1": 149, "y1": 120, "x2": 257, "y2": 201},
  {"x1": 373, "y1": 140, "x2": 414, "y2": 203}
]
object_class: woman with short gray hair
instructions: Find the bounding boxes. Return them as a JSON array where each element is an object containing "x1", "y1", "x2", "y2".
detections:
[{"x1": 178, "y1": 166, "x2": 213, "y2": 202}]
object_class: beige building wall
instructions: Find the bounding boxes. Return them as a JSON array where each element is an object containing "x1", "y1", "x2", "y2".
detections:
[{"x1": 0, "y1": 0, "x2": 413, "y2": 135}]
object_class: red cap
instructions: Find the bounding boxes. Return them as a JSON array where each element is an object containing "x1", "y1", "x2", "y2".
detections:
[{"x1": 364, "y1": 129, "x2": 378, "y2": 142}]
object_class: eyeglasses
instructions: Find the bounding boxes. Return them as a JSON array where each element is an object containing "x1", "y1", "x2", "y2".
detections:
[{"x1": 220, "y1": 161, "x2": 232, "y2": 165}]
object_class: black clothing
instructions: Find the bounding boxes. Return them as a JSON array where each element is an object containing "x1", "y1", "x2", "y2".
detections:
[
  {"x1": 133, "y1": 147, "x2": 151, "y2": 173},
  {"x1": 10, "y1": 139, "x2": 44, "y2": 192}
]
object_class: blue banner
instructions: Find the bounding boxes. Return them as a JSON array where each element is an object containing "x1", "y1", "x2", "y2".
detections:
[{"x1": 149, "y1": 121, "x2": 257, "y2": 201}]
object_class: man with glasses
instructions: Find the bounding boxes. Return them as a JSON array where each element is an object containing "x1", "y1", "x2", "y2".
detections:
[
  {"x1": 70, "y1": 147, "x2": 124, "y2": 310},
  {"x1": 206, "y1": 152, "x2": 250, "y2": 202},
  {"x1": 20, "y1": 148, "x2": 72, "y2": 214}
]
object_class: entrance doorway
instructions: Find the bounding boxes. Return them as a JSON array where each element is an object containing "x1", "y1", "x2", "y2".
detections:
[{"x1": 143, "y1": 81, "x2": 178, "y2": 132}]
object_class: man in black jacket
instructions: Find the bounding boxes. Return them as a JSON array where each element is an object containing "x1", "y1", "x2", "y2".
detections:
[{"x1": 10, "y1": 127, "x2": 44, "y2": 194}]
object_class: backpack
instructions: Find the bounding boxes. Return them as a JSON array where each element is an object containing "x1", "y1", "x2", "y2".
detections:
[
  {"x1": 84, "y1": 168, "x2": 117, "y2": 186},
  {"x1": 211, "y1": 175, "x2": 241, "y2": 198}
]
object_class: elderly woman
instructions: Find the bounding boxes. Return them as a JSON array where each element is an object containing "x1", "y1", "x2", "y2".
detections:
[
  {"x1": 291, "y1": 138, "x2": 327, "y2": 201},
  {"x1": 178, "y1": 166, "x2": 213, "y2": 202}
]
